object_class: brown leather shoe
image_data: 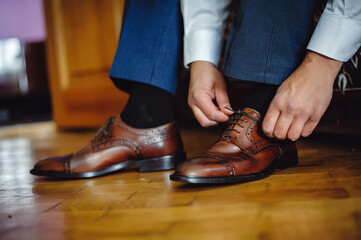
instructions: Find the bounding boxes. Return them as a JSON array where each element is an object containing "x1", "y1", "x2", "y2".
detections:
[
  {"x1": 170, "y1": 108, "x2": 297, "y2": 184},
  {"x1": 30, "y1": 116, "x2": 186, "y2": 178}
]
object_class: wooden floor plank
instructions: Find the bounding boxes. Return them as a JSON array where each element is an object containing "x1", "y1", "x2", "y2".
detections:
[{"x1": 0, "y1": 122, "x2": 360, "y2": 239}]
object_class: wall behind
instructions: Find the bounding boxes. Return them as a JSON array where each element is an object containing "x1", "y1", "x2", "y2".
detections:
[{"x1": 0, "y1": 0, "x2": 46, "y2": 42}]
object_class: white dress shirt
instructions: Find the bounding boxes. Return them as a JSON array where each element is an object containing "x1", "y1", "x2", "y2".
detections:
[
  {"x1": 307, "y1": 0, "x2": 361, "y2": 62},
  {"x1": 181, "y1": 0, "x2": 232, "y2": 68},
  {"x1": 181, "y1": 0, "x2": 361, "y2": 67}
]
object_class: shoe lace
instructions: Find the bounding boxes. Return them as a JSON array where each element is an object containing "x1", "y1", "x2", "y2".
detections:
[
  {"x1": 98, "y1": 116, "x2": 115, "y2": 141},
  {"x1": 223, "y1": 107, "x2": 261, "y2": 140}
]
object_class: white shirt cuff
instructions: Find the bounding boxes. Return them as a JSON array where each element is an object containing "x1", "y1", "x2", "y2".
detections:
[
  {"x1": 307, "y1": 12, "x2": 361, "y2": 62},
  {"x1": 183, "y1": 29, "x2": 223, "y2": 68}
]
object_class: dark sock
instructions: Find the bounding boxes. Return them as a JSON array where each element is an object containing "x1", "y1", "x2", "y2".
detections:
[
  {"x1": 121, "y1": 82, "x2": 176, "y2": 128},
  {"x1": 243, "y1": 82, "x2": 278, "y2": 116}
]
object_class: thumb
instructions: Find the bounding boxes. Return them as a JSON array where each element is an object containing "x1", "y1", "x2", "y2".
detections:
[{"x1": 215, "y1": 84, "x2": 233, "y2": 115}]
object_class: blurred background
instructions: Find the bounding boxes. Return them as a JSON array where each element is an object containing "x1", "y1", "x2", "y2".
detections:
[
  {"x1": 0, "y1": 0, "x2": 128, "y2": 129},
  {"x1": 0, "y1": 0, "x2": 50, "y2": 126}
]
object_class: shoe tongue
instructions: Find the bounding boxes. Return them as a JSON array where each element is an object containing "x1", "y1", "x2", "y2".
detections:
[
  {"x1": 240, "y1": 108, "x2": 262, "y2": 121},
  {"x1": 210, "y1": 107, "x2": 263, "y2": 153},
  {"x1": 206, "y1": 108, "x2": 264, "y2": 154}
]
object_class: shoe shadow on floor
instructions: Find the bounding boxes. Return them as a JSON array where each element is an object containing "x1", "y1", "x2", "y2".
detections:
[
  {"x1": 32, "y1": 166, "x2": 139, "y2": 182},
  {"x1": 174, "y1": 182, "x2": 242, "y2": 190}
]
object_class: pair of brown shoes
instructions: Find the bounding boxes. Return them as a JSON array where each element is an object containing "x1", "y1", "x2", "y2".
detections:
[{"x1": 30, "y1": 108, "x2": 297, "y2": 184}]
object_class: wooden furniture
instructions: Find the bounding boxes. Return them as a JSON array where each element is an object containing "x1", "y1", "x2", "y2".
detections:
[{"x1": 44, "y1": 0, "x2": 128, "y2": 128}]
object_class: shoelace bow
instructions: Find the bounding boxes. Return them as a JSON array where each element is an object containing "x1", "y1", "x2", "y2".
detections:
[
  {"x1": 223, "y1": 107, "x2": 261, "y2": 140},
  {"x1": 98, "y1": 116, "x2": 115, "y2": 141}
]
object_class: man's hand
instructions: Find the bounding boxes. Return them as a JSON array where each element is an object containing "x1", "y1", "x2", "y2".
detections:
[
  {"x1": 262, "y1": 51, "x2": 343, "y2": 141},
  {"x1": 188, "y1": 61, "x2": 233, "y2": 127}
]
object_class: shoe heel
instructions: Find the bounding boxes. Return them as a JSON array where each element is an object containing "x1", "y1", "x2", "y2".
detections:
[
  {"x1": 137, "y1": 152, "x2": 186, "y2": 172},
  {"x1": 277, "y1": 148, "x2": 298, "y2": 169}
]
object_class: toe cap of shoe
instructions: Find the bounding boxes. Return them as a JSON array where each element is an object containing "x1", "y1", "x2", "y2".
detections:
[
  {"x1": 174, "y1": 156, "x2": 230, "y2": 177},
  {"x1": 32, "y1": 154, "x2": 72, "y2": 172}
]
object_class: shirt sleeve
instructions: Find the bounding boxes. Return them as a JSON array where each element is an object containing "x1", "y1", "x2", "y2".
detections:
[
  {"x1": 307, "y1": 0, "x2": 361, "y2": 62},
  {"x1": 181, "y1": 0, "x2": 232, "y2": 68}
]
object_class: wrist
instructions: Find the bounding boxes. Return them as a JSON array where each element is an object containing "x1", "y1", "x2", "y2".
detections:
[
  {"x1": 190, "y1": 61, "x2": 220, "y2": 83},
  {"x1": 302, "y1": 51, "x2": 343, "y2": 83},
  {"x1": 190, "y1": 61, "x2": 216, "y2": 71}
]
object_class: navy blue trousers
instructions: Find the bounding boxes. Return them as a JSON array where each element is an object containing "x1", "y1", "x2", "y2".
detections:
[
  {"x1": 110, "y1": 0, "x2": 316, "y2": 95},
  {"x1": 110, "y1": 0, "x2": 181, "y2": 95}
]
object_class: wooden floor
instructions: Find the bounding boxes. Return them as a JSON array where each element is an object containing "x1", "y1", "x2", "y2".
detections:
[{"x1": 0, "y1": 122, "x2": 361, "y2": 240}]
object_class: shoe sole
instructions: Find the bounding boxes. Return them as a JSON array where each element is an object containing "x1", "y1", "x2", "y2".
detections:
[
  {"x1": 30, "y1": 152, "x2": 186, "y2": 179},
  {"x1": 170, "y1": 149, "x2": 298, "y2": 184}
]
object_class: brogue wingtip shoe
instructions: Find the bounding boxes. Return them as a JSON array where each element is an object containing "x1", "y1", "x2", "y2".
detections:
[
  {"x1": 30, "y1": 116, "x2": 186, "y2": 179},
  {"x1": 170, "y1": 108, "x2": 298, "y2": 184}
]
